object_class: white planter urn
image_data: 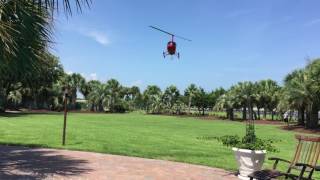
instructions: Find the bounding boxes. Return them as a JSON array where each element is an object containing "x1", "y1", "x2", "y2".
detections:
[{"x1": 232, "y1": 148, "x2": 266, "y2": 180}]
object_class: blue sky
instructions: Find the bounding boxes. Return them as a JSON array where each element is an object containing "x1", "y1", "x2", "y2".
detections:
[{"x1": 53, "y1": 0, "x2": 320, "y2": 91}]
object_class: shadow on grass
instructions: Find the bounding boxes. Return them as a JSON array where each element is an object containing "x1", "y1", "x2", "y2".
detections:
[
  {"x1": 0, "y1": 111, "x2": 62, "y2": 118},
  {"x1": 0, "y1": 145, "x2": 91, "y2": 179}
]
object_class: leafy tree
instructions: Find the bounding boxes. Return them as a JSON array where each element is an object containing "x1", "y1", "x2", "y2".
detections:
[
  {"x1": 86, "y1": 80, "x2": 107, "y2": 112},
  {"x1": 0, "y1": 0, "x2": 52, "y2": 111},
  {"x1": 256, "y1": 79, "x2": 281, "y2": 120},
  {"x1": 124, "y1": 86, "x2": 142, "y2": 110},
  {"x1": 279, "y1": 59, "x2": 320, "y2": 129},
  {"x1": 105, "y1": 79, "x2": 123, "y2": 112},
  {"x1": 163, "y1": 85, "x2": 180, "y2": 113},
  {"x1": 304, "y1": 59, "x2": 320, "y2": 128},
  {"x1": 184, "y1": 84, "x2": 198, "y2": 114},
  {"x1": 0, "y1": 0, "x2": 89, "y2": 111},
  {"x1": 214, "y1": 91, "x2": 236, "y2": 120},
  {"x1": 232, "y1": 82, "x2": 256, "y2": 120},
  {"x1": 143, "y1": 85, "x2": 162, "y2": 114},
  {"x1": 208, "y1": 87, "x2": 226, "y2": 109},
  {"x1": 64, "y1": 73, "x2": 85, "y2": 109},
  {"x1": 193, "y1": 87, "x2": 209, "y2": 116}
]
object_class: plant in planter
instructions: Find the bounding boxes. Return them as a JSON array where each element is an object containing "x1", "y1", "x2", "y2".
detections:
[{"x1": 215, "y1": 119, "x2": 277, "y2": 180}]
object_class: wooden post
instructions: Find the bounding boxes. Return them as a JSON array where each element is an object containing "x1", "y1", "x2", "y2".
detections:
[{"x1": 62, "y1": 89, "x2": 68, "y2": 146}]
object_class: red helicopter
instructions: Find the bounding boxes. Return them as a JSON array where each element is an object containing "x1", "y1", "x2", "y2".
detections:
[{"x1": 150, "y1": 26, "x2": 191, "y2": 59}]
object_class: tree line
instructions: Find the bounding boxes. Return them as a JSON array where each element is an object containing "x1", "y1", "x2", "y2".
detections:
[
  {"x1": 0, "y1": 1, "x2": 319, "y2": 129},
  {"x1": 1, "y1": 55, "x2": 320, "y2": 129}
]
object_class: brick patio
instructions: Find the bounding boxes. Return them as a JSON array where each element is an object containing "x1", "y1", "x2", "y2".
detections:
[{"x1": 0, "y1": 145, "x2": 238, "y2": 180}]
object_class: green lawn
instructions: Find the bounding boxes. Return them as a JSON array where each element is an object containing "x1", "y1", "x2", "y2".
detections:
[{"x1": 0, "y1": 112, "x2": 318, "y2": 178}]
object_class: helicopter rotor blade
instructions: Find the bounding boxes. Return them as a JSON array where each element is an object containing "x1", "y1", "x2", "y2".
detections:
[
  {"x1": 175, "y1": 35, "x2": 192, "y2": 42},
  {"x1": 149, "y1": 26, "x2": 174, "y2": 36},
  {"x1": 149, "y1": 25, "x2": 191, "y2": 42}
]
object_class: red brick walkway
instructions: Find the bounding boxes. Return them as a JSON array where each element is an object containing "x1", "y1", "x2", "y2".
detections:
[{"x1": 0, "y1": 145, "x2": 238, "y2": 180}]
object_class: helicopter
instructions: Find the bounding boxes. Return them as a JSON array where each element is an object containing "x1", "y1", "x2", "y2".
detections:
[{"x1": 149, "y1": 26, "x2": 191, "y2": 59}]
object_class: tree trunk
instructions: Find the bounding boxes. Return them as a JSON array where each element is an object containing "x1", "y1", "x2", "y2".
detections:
[
  {"x1": 0, "y1": 89, "x2": 7, "y2": 112},
  {"x1": 263, "y1": 106, "x2": 267, "y2": 119},
  {"x1": 248, "y1": 106, "x2": 254, "y2": 120},
  {"x1": 202, "y1": 108, "x2": 205, "y2": 116},
  {"x1": 230, "y1": 108, "x2": 234, "y2": 120},
  {"x1": 306, "y1": 106, "x2": 319, "y2": 129},
  {"x1": 90, "y1": 104, "x2": 95, "y2": 111},
  {"x1": 253, "y1": 110, "x2": 257, "y2": 120},
  {"x1": 227, "y1": 108, "x2": 234, "y2": 120},
  {"x1": 298, "y1": 107, "x2": 305, "y2": 126},
  {"x1": 271, "y1": 110, "x2": 274, "y2": 120},
  {"x1": 242, "y1": 106, "x2": 247, "y2": 120},
  {"x1": 257, "y1": 108, "x2": 261, "y2": 120},
  {"x1": 188, "y1": 96, "x2": 192, "y2": 114}
]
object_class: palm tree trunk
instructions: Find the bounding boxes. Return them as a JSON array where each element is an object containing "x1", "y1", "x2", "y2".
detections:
[
  {"x1": 306, "y1": 105, "x2": 319, "y2": 129},
  {"x1": 263, "y1": 106, "x2": 267, "y2": 119},
  {"x1": 0, "y1": 89, "x2": 7, "y2": 112},
  {"x1": 248, "y1": 102, "x2": 254, "y2": 120},
  {"x1": 227, "y1": 108, "x2": 234, "y2": 120},
  {"x1": 242, "y1": 106, "x2": 247, "y2": 120},
  {"x1": 188, "y1": 96, "x2": 192, "y2": 114},
  {"x1": 298, "y1": 107, "x2": 305, "y2": 126},
  {"x1": 257, "y1": 108, "x2": 261, "y2": 120}
]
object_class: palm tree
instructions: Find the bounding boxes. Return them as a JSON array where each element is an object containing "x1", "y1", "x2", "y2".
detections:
[
  {"x1": 30, "y1": 0, "x2": 91, "y2": 14},
  {"x1": 280, "y1": 59, "x2": 320, "y2": 129},
  {"x1": 193, "y1": 87, "x2": 209, "y2": 116},
  {"x1": 104, "y1": 79, "x2": 125, "y2": 112},
  {"x1": 0, "y1": 0, "x2": 90, "y2": 112},
  {"x1": 184, "y1": 84, "x2": 198, "y2": 114},
  {"x1": 257, "y1": 79, "x2": 280, "y2": 120},
  {"x1": 0, "y1": 0, "x2": 90, "y2": 60},
  {"x1": 232, "y1": 82, "x2": 256, "y2": 120},
  {"x1": 87, "y1": 81, "x2": 109, "y2": 112},
  {"x1": 0, "y1": 0, "x2": 51, "y2": 86},
  {"x1": 214, "y1": 91, "x2": 235, "y2": 120},
  {"x1": 304, "y1": 59, "x2": 320, "y2": 128},
  {"x1": 7, "y1": 88, "x2": 22, "y2": 109},
  {"x1": 123, "y1": 86, "x2": 141, "y2": 110},
  {"x1": 163, "y1": 85, "x2": 180, "y2": 113},
  {"x1": 281, "y1": 69, "x2": 311, "y2": 126},
  {"x1": 63, "y1": 73, "x2": 85, "y2": 109},
  {"x1": 143, "y1": 85, "x2": 162, "y2": 113}
]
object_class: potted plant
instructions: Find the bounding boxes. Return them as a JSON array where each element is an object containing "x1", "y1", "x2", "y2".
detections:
[{"x1": 215, "y1": 119, "x2": 277, "y2": 180}]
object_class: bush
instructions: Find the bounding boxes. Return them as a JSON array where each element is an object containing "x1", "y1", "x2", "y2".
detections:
[
  {"x1": 215, "y1": 119, "x2": 278, "y2": 152},
  {"x1": 215, "y1": 135, "x2": 278, "y2": 152},
  {"x1": 110, "y1": 102, "x2": 128, "y2": 113}
]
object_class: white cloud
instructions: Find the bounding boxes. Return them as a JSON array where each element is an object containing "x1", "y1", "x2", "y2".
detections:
[
  {"x1": 305, "y1": 19, "x2": 320, "y2": 27},
  {"x1": 62, "y1": 24, "x2": 111, "y2": 46},
  {"x1": 66, "y1": 71, "x2": 73, "y2": 75},
  {"x1": 89, "y1": 73, "x2": 98, "y2": 80},
  {"x1": 85, "y1": 31, "x2": 110, "y2": 46},
  {"x1": 130, "y1": 80, "x2": 143, "y2": 87}
]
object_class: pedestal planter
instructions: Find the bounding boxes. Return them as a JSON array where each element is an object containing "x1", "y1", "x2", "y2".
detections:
[{"x1": 232, "y1": 148, "x2": 266, "y2": 180}]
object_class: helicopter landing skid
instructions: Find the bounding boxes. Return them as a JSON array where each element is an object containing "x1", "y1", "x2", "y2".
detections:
[{"x1": 163, "y1": 52, "x2": 180, "y2": 59}]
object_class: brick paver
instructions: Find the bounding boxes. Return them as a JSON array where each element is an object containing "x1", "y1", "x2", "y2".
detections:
[{"x1": 0, "y1": 145, "x2": 238, "y2": 180}]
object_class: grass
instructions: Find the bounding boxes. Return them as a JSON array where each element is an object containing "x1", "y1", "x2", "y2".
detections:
[{"x1": 0, "y1": 112, "x2": 318, "y2": 178}]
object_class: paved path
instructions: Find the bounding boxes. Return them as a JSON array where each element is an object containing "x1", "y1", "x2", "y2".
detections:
[{"x1": 0, "y1": 145, "x2": 238, "y2": 180}]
